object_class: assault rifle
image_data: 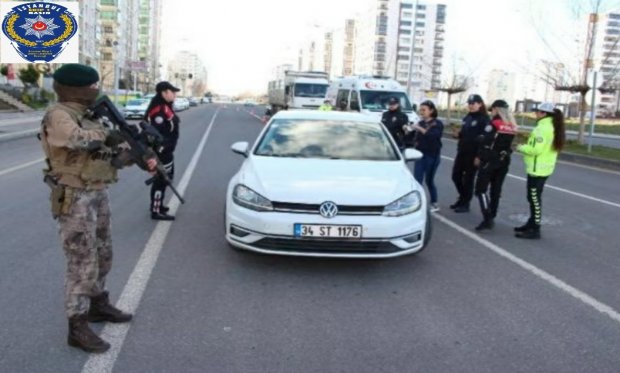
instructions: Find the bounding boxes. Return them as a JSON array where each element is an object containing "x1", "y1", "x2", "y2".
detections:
[{"x1": 87, "y1": 95, "x2": 185, "y2": 204}]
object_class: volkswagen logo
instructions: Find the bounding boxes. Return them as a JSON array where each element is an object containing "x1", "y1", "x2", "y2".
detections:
[{"x1": 319, "y1": 201, "x2": 338, "y2": 218}]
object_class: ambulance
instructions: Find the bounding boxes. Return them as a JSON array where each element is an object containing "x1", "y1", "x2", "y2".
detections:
[{"x1": 326, "y1": 75, "x2": 419, "y2": 123}]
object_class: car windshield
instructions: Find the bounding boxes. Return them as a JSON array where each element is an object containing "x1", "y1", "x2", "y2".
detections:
[
  {"x1": 360, "y1": 91, "x2": 413, "y2": 112},
  {"x1": 254, "y1": 119, "x2": 400, "y2": 161},
  {"x1": 127, "y1": 99, "x2": 147, "y2": 106},
  {"x1": 294, "y1": 84, "x2": 329, "y2": 98}
]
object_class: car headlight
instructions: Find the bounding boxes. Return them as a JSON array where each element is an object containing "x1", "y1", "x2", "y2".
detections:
[
  {"x1": 383, "y1": 191, "x2": 422, "y2": 217},
  {"x1": 233, "y1": 184, "x2": 273, "y2": 212}
]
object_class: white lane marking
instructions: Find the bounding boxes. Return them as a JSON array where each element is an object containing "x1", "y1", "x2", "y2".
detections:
[
  {"x1": 433, "y1": 212, "x2": 620, "y2": 325},
  {"x1": 440, "y1": 155, "x2": 620, "y2": 209},
  {"x1": 0, "y1": 158, "x2": 44, "y2": 177},
  {"x1": 82, "y1": 108, "x2": 220, "y2": 373},
  {"x1": 245, "y1": 109, "x2": 262, "y2": 121}
]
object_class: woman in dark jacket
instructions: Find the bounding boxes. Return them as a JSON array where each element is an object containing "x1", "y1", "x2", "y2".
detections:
[
  {"x1": 410, "y1": 100, "x2": 443, "y2": 212},
  {"x1": 450, "y1": 94, "x2": 490, "y2": 213},
  {"x1": 144, "y1": 81, "x2": 180, "y2": 220}
]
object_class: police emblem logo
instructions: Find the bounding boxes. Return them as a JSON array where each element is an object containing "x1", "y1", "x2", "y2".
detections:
[
  {"x1": 1, "y1": 2, "x2": 78, "y2": 63},
  {"x1": 484, "y1": 124, "x2": 493, "y2": 132},
  {"x1": 472, "y1": 120, "x2": 478, "y2": 126}
]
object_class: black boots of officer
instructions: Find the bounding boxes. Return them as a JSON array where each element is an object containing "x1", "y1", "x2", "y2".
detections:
[
  {"x1": 450, "y1": 199, "x2": 470, "y2": 213},
  {"x1": 88, "y1": 291, "x2": 133, "y2": 323},
  {"x1": 514, "y1": 221, "x2": 541, "y2": 239},
  {"x1": 474, "y1": 193, "x2": 494, "y2": 231},
  {"x1": 150, "y1": 187, "x2": 175, "y2": 220},
  {"x1": 68, "y1": 315, "x2": 110, "y2": 353}
]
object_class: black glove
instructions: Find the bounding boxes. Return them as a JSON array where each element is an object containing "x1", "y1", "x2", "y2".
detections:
[{"x1": 105, "y1": 129, "x2": 125, "y2": 147}]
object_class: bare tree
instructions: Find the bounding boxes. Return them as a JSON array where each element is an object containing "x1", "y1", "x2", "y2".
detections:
[
  {"x1": 436, "y1": 75, "x2": 469, "y2": 126},
  {"x1": 432, "y1": 56, "x2": 480, "y2": 126},
  {"x1": 529, "y1": 0, "x2": 619, "y2": 143}
]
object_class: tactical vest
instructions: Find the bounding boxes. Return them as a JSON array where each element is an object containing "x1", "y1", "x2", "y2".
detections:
[{"x1": 40, "y1": 103, "x2": 118, "y2": 189}]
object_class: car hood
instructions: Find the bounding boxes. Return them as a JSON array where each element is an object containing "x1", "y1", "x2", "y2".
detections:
[{"x1": 237, "y1": 157, "x2": 417, "y2": 205}]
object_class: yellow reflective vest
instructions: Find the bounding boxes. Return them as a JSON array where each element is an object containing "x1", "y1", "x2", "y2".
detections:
[{"x1": 517, "y1": 116, "x2": 558, "y2": 177}]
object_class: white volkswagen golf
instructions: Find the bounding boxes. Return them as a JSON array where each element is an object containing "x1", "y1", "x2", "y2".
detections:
[{"x1": 225, "y1": 110, "x2": 432, "y2": 258}]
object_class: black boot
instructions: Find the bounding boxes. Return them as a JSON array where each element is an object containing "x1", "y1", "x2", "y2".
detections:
[
  {"x1": 151, "y1": 211, "x2": 175, "y2": 221},
  {"x1": 515, "y1": 227, "x2": 541, "y2": 239},
  {"x1": 514, "y1": 220, "x2": 534, "y2": 232},
  {"x1": 475, "y1": 219, "x2": 494, "y2": 231},
  {"x1": 68, "y1": 314, "x2": 110, "y2": 353},
  {"x1": 454, "y1": 204, "x2": 470, "y2": 213},
  {"x1": 449, "y1": 199, "x2": 463, "y2": 209},
  {"x1": 88, "y1": 291, "x2": 133, "y2": 323}
]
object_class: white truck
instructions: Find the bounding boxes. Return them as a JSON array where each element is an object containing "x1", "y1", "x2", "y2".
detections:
[
  {"x1": 268, "y1": 71, "x2": 329, "y2": 112},
  {"x1": 326, "y1": 75, "x2": 419, "y2": 123}
]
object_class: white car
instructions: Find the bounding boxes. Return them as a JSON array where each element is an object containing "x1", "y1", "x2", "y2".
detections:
[
  {"x1": 225, "y1": 110, "x2": 431, "y2": 258},
  {"x1": 173, "y1": 97, "x2": 190, "y2": 111},
  {"x1": 123, "y1": 99, "x2": 149, "y2": 119}
]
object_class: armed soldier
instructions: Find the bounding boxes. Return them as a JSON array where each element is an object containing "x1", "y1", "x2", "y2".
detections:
[{"x1": 40, "y1": 64, "x2": 157, "y2": 353}]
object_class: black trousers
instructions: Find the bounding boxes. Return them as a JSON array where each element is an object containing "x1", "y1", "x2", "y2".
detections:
[
  {"x1": 526, "y1": 175, "x2": 548, "y2": 228},
  {"x1": 452, "y1": 152, "x2": 477, "y2": 205},
  {"x1": 150, "y1": 153, "x2": 174, "y2": 213},
  {"x1": 475, "y1": 159, "x2": 510, "y2": 221}
]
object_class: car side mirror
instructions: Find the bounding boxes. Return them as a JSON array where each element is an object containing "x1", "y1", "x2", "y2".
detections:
[
  {"x1": 403, "y1": 148, "x2": 423, "y2": 162},
  {"x1": 231, "y1": 141, "x2": 249, "y2": 157}
]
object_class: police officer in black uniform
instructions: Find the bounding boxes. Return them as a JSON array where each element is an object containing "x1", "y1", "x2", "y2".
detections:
[
  {"x1": 381, "y1": 97, "x2": 410, "y2": 149},
  {"x1": 473, "y1": 99, "x2": 517, "y2": 230},
  {"x1": 451, "y1": 94, "x2": 490, "y2": 212},
  {"x1": 144, "y1": 81, "x2": 180, "y2": 220}
]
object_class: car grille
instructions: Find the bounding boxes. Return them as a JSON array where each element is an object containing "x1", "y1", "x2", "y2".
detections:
[
  {"x1": 253, "y1": 238, "x2": 400, "y2": 254},
  {"x1": 272, "y1": 202, "x2": 384, "y2": 216}
]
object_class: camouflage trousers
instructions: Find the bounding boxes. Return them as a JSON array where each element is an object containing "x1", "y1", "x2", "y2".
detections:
[{"x1": 57, "y1": 188, "x2": 113, "y2": 318}]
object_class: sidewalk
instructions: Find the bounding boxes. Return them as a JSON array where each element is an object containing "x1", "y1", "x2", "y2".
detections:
[{"x1": 0, "y1": 110, "x2": 44, "y2": 143}]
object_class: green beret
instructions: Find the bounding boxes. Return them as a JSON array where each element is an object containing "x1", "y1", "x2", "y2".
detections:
[{"x1": 53, "y1": 64, "x2": 99, "y2": 87}]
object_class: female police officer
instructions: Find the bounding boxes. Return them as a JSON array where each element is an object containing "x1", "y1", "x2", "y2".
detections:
[
  {"x1": 473, "y1": 100, "x2": 518, "y2": 230},
  {"x1": 451, "y1": 94, "x2": 490, "y2": 212},
  {"x1": 514, "y1": 102, "x2": 565, "y2": 239},
  {"x1": 144, "y1": 81, "x2": 180, "y2": 220}
]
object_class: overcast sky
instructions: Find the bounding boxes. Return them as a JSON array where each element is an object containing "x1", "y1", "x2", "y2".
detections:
[{"x1": 160, "y1": 0, "x2": 617, "y2": 96}]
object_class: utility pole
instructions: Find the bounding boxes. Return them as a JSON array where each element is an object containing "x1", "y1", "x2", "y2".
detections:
[
  {"x1": 588, "y1": 70, "x2": 598, "y2": 153},
  {"x1": 406, "y1": 0, "x2": 419, "y2": 100}
]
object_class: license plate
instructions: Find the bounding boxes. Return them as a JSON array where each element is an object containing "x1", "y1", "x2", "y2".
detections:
[{"x1": 294, "y1": 224, "x2": 362, "y2": 239}]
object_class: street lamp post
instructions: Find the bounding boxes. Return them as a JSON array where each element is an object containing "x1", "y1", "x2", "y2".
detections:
[{"x1": 588, "y1": 70, "x2": 598, "y2": 153}]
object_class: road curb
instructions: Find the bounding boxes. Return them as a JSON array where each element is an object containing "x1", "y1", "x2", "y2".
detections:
[
  {"x1": 558, "y1": 152, "x2": 620, "y2": 172},
  {"x1": 0, "y1": 128, "x2": 39, "y2": 143}
]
